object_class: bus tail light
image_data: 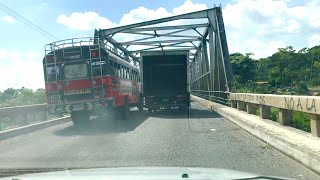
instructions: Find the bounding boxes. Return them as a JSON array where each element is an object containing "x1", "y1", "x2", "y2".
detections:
[
  {"x1": 57, "y1": 84, "x2": 62, "y2": 90},
  {"x1": 93, "y1": 86, "x2": 106, "y2": 98},
  {"x1": 91, "y1": 50, "x2": 98, "y2": 58},
  {"x1": 49, "y1": 93, "x2": 60, "y2": 103},
  {"x1": 45, "y1": 55, "x2": 55, "y2": 63}
]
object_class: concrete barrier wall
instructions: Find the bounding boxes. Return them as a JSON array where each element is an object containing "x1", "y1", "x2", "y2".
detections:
[
  {"x1": 0, "y1": 104, "x2": 48, "y2": 130},
  {"x1": 230, "y1": 93, "x2": 320, "y2": 137},
  {"x1": 230, "y1": 93, "x2": 320, "y2": 115},
  {"x1": 0, "y1": 116, "x2": 70, "y2": 141},
  {"x1": 192, "y1": 95, "x2": 320, "y2": 175}
]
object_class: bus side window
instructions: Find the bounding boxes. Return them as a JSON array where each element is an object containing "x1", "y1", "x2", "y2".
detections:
[
  {"x1": 115, "y1": 63, "x2": 120, "y2": 77},
  {"x1": 124, "y1": 67, "x2": 128, "y2": 79},
  {"x1": 129, "y1": 69, "x2": 132, "y2": 80},
  {"x1": 133, "y1": 71, "x2": 136, "y2": 81},
  {"x1": 126, "y1": 67, "x2": 129, "y2": 80},
  {"x1": 120, "y1": 64, "x2": 123, "y2": 78},
  {"x1": 109, "y1": 60, "x2": 114, "y2": 75},
  {"x1": 121, "y1": 66, "x2": 124, "y2": 79},
  {"x1": 135, "y1": 71, "x2": 138, "y2": 82},
  {"x1": 136, "y1": 72, "x2": 139, "y2": 82}
]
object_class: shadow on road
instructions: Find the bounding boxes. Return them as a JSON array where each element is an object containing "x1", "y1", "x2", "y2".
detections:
[
  {"x1": 53, "y1": 110, "x2": 148, "y2": 136},
  {"x1": 149, "y1": 107, "x2": 222, "y2": 119}
]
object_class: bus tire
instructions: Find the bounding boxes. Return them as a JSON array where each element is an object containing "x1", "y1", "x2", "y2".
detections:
[
  {"x1": 71, "y1": 110, "x2": 89, "y2": 127},
  {"x1": 121, "y1": 96, "x2": 130, "y2": 120},
  {"x1": 138, "y1": 103, "x2": 143, "y2": 112}
]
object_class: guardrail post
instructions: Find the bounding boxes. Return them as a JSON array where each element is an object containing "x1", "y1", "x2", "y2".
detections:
[
  {"x1": 310, "y1": 114, "x2": 320, "y2": 137},
  {"x1": 237, "y1": 101, "x2": 246, "y2": 111},
  {"x1": 231, "y1": 101, "x2": 237, "y2": 108},
  {"x1": 279, "y1": 109, "x2": 293, "y2": 126},
  {"x1": 246, "y1": 103, "x2": 256, "y2": 114},
  {"x1": 259, "y1": 105, "x2": 271, "y2": 119}
]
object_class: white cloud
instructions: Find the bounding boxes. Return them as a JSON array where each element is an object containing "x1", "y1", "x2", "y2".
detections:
[
  {"x1": 309, "y1": 15, "x2": 320, "y2": 28},
  {"x1": 286, "y1": 19, "x2": 300, "y2": 33},
  {"x1": 57, "y1": 0, "x2": 207, "y2": 29},
  {"x1": 223, "y1": 0, "x2": 320, "y2": 58},
  {"x1": 1, "y1": 15, "x2": 15, "y2": 23},
  {"x1": 0, "y1": 49, "x2": 44, "y2": 90},
  {"x1": 0, "y1": 48, "x2": 8, "y2": 59},
  {"x1": 172, "y1": 0, "x2": 208, "y2": 15},
  {"x1": 55, "y1": 0, "x2": 320, "y2": 60},
  {"x1": 120, "y1": 7, "x2": 171, "y2": 25},
  {"x1": 308, "y1": 34, "x2": 320, "y2": 47},
  {"x1": 56, "y1": 11, "x2": 115, "y2": 30},
  {"x1": 244, "y1": 39, "x2": 286, "y2": 59}
]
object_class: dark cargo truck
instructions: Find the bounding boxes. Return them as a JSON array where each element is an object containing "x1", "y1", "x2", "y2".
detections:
[{"x1": 141, "y1": 50, "x2": 190, "y2": 113}]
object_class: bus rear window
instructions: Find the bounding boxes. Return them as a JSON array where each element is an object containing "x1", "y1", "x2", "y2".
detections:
[{"x1": 64, "y1": 63, "x2": 88, "y2": 79}]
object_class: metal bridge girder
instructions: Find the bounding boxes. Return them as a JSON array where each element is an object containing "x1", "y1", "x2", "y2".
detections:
[{"x1": 94, "y1": 7, "x2": 233, "y2": 93}]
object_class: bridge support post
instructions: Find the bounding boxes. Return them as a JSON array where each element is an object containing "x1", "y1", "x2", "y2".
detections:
[
  {"x1": 259, "y1": 105, "x2": 271, "y2": 119},
  {"x1": 246, "y1": 103, "x2": 256, "y2": 114},
  {"x1": 237, "y1": 102, "x2": 246, "y2": 111},
  {"x1": 279, "y1": 109, "x2": 293, "y2": 126},
  {"x1": 310, "y1": 114, "x2": 320, "y2": 137},
  {"x1": 231, "y1": 101, "x2": 237, "y2": 108}
]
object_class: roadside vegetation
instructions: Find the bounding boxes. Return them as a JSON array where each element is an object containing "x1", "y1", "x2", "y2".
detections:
[
  {"x1": 230, "y1": 45, "x2": 320, "y2": 132},
  {"x1": 0, "y1": 88, "x2": 46, "y2": 108}
]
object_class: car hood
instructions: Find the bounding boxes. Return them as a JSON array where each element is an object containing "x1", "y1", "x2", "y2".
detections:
[{"x1": 0, "y1": 167, "x2": 292, "y2": 180}]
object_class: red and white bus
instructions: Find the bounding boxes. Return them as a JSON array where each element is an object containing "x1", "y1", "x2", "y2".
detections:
[{"x1": 43, "y1": 37, "x2": 142, "y2": 126}]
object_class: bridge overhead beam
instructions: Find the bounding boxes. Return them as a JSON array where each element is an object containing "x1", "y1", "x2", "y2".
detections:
[
  {"x1": 95, "y1": 7, "x2": 233, "y2": 93},
  {"x1": 121, "y1": 23, "x2": 208, "y2": 33},
  {"x1": 119, "y1": 38, "x2": 201, "y2": 46}
]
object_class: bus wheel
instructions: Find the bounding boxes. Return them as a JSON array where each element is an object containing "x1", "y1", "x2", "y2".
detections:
[
  {"x1": 138, "y1": 103, "x2": 143, "y2": 112},
  {"x1": 71, "y1": 110, "x2": 89, "y2": 127},
  {"x1": 121, "y1": 97, "x2": 130, "y2": 120}
]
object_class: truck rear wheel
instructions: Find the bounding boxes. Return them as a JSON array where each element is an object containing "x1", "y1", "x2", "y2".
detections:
[
  {"x1": 179, "y1": 106, "x2": 189, "y2": 113},
  {"x1": 120, "y1": 96, "x2": 130, "y2": 120},
  {"x1": 71, "y1": 110, "x2": 90, "y2": 127},
  {"x1": 138, "y1": 102, "x2": 143, "y2": 112}
]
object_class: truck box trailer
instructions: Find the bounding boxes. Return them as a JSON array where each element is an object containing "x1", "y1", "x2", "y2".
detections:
[{"x1": 140, "y1": 50, "x2": 190, "y2": 112}]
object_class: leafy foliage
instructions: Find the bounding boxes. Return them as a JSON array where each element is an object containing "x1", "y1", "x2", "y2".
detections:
[
  {"x1": 230, "y1": 45, "x2": 320, "y2": 133},
  {"x1": 230, "y1": 45, "x2": 320, "y2": 95},
  {"x1": 0, "y1": 88, "x2": 46, "y2": 108}
]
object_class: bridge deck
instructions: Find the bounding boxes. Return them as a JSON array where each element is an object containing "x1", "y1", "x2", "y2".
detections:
[{"x1": 0, "y1": 102, "x2": 318, "y2": 179}]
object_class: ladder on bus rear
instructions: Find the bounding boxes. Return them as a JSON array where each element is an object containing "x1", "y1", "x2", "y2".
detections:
[
  {"x1": 44, "y1": 42, "x2": 62, "y2": 102},
  {"x1": 88, "y1": 40, "x2": 105, "y2": 96},
  {"x1": 62, "y1": 39, "x2": 82, "y2": 60}
]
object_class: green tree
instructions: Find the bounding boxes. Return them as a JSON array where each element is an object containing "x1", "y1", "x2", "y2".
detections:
[
  {"x1": 230, "y1": 53, "x2": 257, "y2": 84},
  {"x1": 0, "y1": 88, "x2": 46, "y2": 108}
]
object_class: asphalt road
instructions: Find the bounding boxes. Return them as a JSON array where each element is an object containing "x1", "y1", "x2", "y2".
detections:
[{"x1": 0, "y1": 102, "x2": 318, "y2": 179}]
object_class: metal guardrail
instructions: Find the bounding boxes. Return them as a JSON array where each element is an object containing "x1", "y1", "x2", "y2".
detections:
[
  {"x1": 229, "y1": 93, "x2": 320, "y2": 137},
  {"x1": 0, "y1": 104, "x2": 59, "y2": 131},
  {"x1": 191, "y1": 90, "x2": 230, "y2": 105}
]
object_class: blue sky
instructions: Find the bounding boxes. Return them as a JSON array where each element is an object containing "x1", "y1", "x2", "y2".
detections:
[{"x1": 0, "y1": 0, "x2": 319, "y2": 90}]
